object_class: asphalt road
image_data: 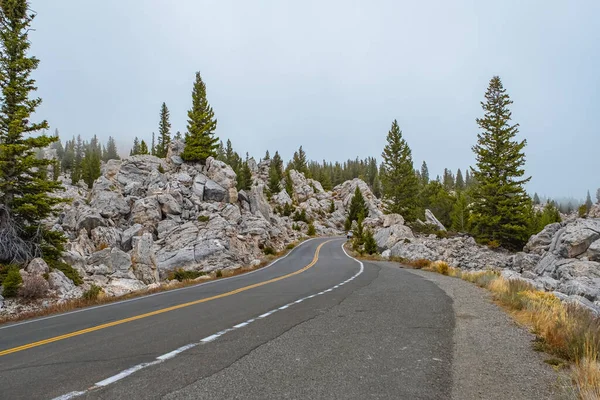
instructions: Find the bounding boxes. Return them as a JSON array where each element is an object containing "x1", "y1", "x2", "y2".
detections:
[{"x1": 0, "y1": 238, "x2": 454, "y2": 400}]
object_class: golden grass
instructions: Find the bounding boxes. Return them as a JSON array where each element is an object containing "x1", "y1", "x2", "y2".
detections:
[
  {"x1": 0, "y1": 240, "x2": 306, "y2": 326},
  {"x1": 405, "y1": 258, "x2": 600, "y2": 399}
]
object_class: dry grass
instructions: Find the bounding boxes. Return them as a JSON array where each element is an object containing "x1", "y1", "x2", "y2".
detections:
[
  {"x1": 403, "y1": 258, "x2": 600, "y2": 399},
  {"x1": 0, "y1": 240, "x2": 306, "y2": 326}
]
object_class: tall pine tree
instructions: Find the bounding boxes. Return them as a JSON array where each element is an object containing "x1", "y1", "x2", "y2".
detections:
[
  {"x1": 380, "y1": 120, "x2": 420, "y2": 221},
  {"x1": 155, "y1": 102, "x2": 171, "y2": 158},
  {"x1": 470, "y1": 76, "x2": 531, "y2": 250},
  {"x1": 0, "y1": 1, "x2": 65, "y2": 263},
  {"x1": 104, "y1": 136, "x2": 119, "y2": 161},
  {"x1": 181, "y1": 72, "x2": 219, "y2": 163},
  {"x1": 455, "y1": 169, "x2": 465, "y2": 192},
  {"x1": 420, "y1": 161, "x2": 429, "y2": 185}
]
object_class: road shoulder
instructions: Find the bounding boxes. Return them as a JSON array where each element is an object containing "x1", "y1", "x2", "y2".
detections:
[{"x1": 402, "y1": 266, "x2": 565, "y2": 400}]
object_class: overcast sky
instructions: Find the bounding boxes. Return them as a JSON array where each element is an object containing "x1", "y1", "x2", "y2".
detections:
[{"x1": 30, "y1": 0, "x2": 599, "y2": 199}]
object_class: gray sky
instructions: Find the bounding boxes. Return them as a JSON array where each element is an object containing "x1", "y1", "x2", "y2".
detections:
[{"x1": 30, "y1": 0, "x2": 599, "y2": 199}]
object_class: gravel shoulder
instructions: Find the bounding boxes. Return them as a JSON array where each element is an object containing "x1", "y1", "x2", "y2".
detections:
[{"x1": 404, "y1": 265, "x2": 566, "y2": 400}]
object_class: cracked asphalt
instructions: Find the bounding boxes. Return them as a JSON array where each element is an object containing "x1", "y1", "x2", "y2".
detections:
[{"x1": 0, "y1": 238, "x2": 560, "y2": 399}]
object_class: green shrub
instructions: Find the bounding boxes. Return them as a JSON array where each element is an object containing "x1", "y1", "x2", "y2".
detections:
[
  {"x1": 216, "y1": 270, "x2": 223, "y2": 278},
  {"x1": 282, "y1": 203, "x2": 295, "y2": 217},
  {"x1": 83, "y1": 284, "x2": 102, "y2": 301},
  {"x1": 158, "y1": 164, "x2": 165, "y2": 174},
  {"x1": 198, "y1": 215, "x2": 210, "y2": 222},
  {"x1": 263, "y1": 246, "x2": 276, "y2": 256},
  {"x1": 286, "y1": 243, "x2": 295, "y2": 250},
  {"x1": 307, "y1": 223, "x2": 316, "y2": 236},
  {"x1": 172, "y1": 268, "x2": 206, "y2": 281},
  {"x1": 329, "y1": 200, "x2": 335, "y2": 214},
  {"x1": 487, "y1": 240, "x2": 500, "y2": 249},
  {"x1": 409, "y1": 222, "x2": 440, "y2": 235},
  {"x1": 363, "y1": 229, "x2": 378, "y2": 255},
  {"x1": 578, "y1": 204, "x2": 588, "y2": 218},
  {"x1": 47, "y1": 260, "x2": 83, "y2": 286},
  {"x1": 292, "y1": 223, "x2": 301, "y2": 231},
  {"x1": 292, "y1": 209, "x2": 308, "y2": 223},
  {"x1": 2, "y1": 267, "x2": 22, "y2": 298}
]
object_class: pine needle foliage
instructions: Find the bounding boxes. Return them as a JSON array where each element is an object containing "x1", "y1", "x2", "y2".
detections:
[
  {"x1": 181, "y1": 72, "x2": 219, "y2": 164},
  {"x1": 470, "y1": 76, "x2": 532, "y2": 250}
]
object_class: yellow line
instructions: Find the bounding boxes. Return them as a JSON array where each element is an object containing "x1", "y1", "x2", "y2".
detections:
[{"x1": 0, "y1": 240, "x2": 332, "y2": 357}]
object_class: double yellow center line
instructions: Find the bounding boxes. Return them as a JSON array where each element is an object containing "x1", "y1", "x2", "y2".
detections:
[{"x1": 0, "y1": 240, "x2": 331, "y2": 357}]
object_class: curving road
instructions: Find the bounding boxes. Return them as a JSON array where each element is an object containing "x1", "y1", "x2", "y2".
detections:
[{"x1": 0, "y1": 238, "x2": 454, "y2": 400}]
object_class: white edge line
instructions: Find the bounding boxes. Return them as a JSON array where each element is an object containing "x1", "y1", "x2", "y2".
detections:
[
  {"x1": 0, "y1": 237, "x2": 320, "y2": 331},
  {"x1": 52, "y1": 240, "x2": 365, "y2": 400}
]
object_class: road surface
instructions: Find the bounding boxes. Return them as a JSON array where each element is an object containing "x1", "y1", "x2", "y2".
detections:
[{"x1": 0, "y1": 238, "x2": 454, "y2": 400}]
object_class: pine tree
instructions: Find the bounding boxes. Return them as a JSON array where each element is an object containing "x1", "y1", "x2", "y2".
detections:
[
  {"x1": 379, "y1": 120, "x2": 420, "y2": 221},
  {"x1": 215, "y1": 141, "x2": 226, "y2": 162},
  {"x1": 139, "y1": 140, "x2": 149, "y2": 155},
  {"x1": 151, "y1": 132, "x2": 156, "y2": 156},
  {"x1": 181, "y1": 71, "x2": 219, "y2": 163},
  {"x1": 155, "y1": 102, "x2": 171, "y2": 158},
  {"x1": 363, "y1": 229, "x2": 378, "y2": 255},
  {"x1": 174, "y1": 131, "x2": 182, "y2": 140},
  {"x1": 131, "y1": 137, "x2": 140, "y2": 156},
  {"x1": 585, "y1": 190, "x2": 593, "y2": 212},
  {"x1": 347, "y1": 186, "x2": 368, "y2": 224},
  {"x1": 237, "y1": 161, "x2": 253, "y2": 191},
  {"x1": 224, "y1": 139, "x2": 235, "y2": 165},
  {"x1": 104, "y1": 136, "x2": 119, "y2": 161},
  {"x1": 51, "y1": 129, "x2": 64, "y2": 161},
  {"x1": 455, "y1": 169, "x2": 465, "y2": 192},
  {"x1": 71, "y1": 135, "x2": 84, "y2": 184},
  {"x1": 292, "y1": 146, "x2": 309, "y2": 176},
  {"x1": 597, "y1": 188, "x2": 600, "y2": 204},
  {"x1": 420, "y1": 161, "x2": 429, "y2": 185},
  {"x1": 0, "y1": 1, "x2": 66, "y2": 263},
  {"x1": 450, "y1": 192, "x2": 470, "y2": 232},
  {"x1": 533, "y1": 193, "x2": 541, "y2": 205},
  {"x1": 264, "y1": 150, "x2": 270, "y2": 160},
  {"x1": 62, "y1": 137, "x2": 75, "y2": 172},
  {"x1": 470, "y1": 76, "x2": 532, "y2": 250},
  {"x1": 82, "y1": 136, "x2": 101, "y2": 188},
  {"x1": 268, "y1": 152, "x2": 283, "y2": 194},
  {"x1": 443, "y1": 168, "x2": 455, "y2": 191}
]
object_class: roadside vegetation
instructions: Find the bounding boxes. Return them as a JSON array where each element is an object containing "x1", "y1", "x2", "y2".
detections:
[{"x1": 396, "y1": 258, "x2": 600, "y2": 399}]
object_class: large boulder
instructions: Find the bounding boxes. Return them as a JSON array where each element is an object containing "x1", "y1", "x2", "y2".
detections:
[
  {"x1": 203, "y1": 180, "x2": 227, "y2": 203},
  {"x1": 90, "y1": 176, "x2": 130, "y2": 218},
  {"x1": 334, "y1": 179, "x2": 383, "y2": 220},
  {"x1": 425, "y1": 209, "x2": 446, "y2": 231},
  {"x1": 48, "y1": 270, "x2": 76, "y2": 297},
  {"x1": 374, "y1": 224, "x2": 414, "y2": 251},
  {"x1": 131, "y1": 233, "x2": 159, "y2": 284},
  {"x1": 130, "y1": 197, "x2": 163, "y2": 228},
  {"x1": 524, "y1": 222, "x2": 562, "y2": 255},
  {"x1": 249, "y1": 184, "x2": 272, "y2": 221},
  {"x1": 26, "y1": 258, "x2": 49, "y2": 276},
  {"x1": 157, "y1": 193, "x2": 182, "y2": 215},
  {"x1": 206, "y1": 157, "x2": 237, "y2": 203},
  {"x1": 553, "y1": 219, "x2": 600, "y2": 258},
  {"x1": 192, "y1": 174, "x2": 208, "y2": 199}
]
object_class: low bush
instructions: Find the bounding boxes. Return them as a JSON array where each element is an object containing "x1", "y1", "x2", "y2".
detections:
[
  {"x1": 216, "y1": 270, "x2": 223, "y2": 278},
  {"x1": 407, "y1": 259, "x2": 431, "y2": 269},
  {"x1": 157, "y1": 164, "x2": 165, "y2": 174},
  {"x1": 292, "y1": 209, "x2": 309, "y2": 223},
  {"x1": 2, "y1": 266, "x2": 22, "y2": 298},
  {"x1": 171, "y1": 268, "x2": 206, "y2": 281},
  {"x1": 18, "y1": 275, "x2": 49, "y2": 299},
  {"x1": 47, "y1": 259, "x2": 83, "y2": 286},
  {"x1": 197, "y1": 215, "x2": 210, "y2": 223},
  {"x1": 286, "y1": 243, "x2": 295, "y2": 250},
  {"x1": 83, "y1": 284, "x2": 102, "y2": 301},
  {"x1": 307, "y1": 223, "x2": 316, "y2": 236},
  {"x1": 263, "y1": 246, "x2": 276, "y2": 256},
  {"x1": 487, "y1": 240, "x2": 501, "y2": 249}
]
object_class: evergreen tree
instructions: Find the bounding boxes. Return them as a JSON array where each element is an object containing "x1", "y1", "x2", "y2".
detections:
[
  {"x1": 586, "y1": 190, "x2": 593, "y2": 212},
  {"x1": 151, "y1": 132, "x2": 156, "y2": 156},
  {"x1": 104, "y1": 136, "x2": 119, "y2": 161},
  {"x1": 81, "y1": 136, "x2": 101, "y2": 188},
  {"x1": 174, "y1": 131, "x2": 182, "y2": 140},
  {"x1": 470, "y1": 76, "x2": 531, "y2": 250},
  {"x1": 51, "y1": 129, "x2": 64, "y2": 161},
  {"x1": 420, "y1": 161, "x2": 429, "y2": 185},
  {"x1": 363, "y1": 229, "x2": 378, "y2": 255},
  {"x1": 237, "y1": 161, "x2": 252, "y2": 191},
  {"x1": 71, "y1": 135, "x2": 84, "y2": 184},
  {"x1": 597, "y1": 188, "x2": 600, "y2": 204},
  {"x1": 443, "y1": 168, "x2": 455, "y2": 191},
  {"x1": 420, "y1": 181, "x2": 455, "y2": 228},
  {"x1": 62, "y1": 137, "x2": 75, "y2": 172},
  {"x1": 224, "y1": 139, "x2": 235, "y2": 166},
  {"x1": 379, "y1": 120, "x2": 420, "y2": 221},
  {"x1": 450, "y1": 192, "x2": 470, "y2": 232},
  {"x1": 465, "y1": 170, "x2": 472, "y2": 188},
  {"x1": 139, "y1": 140, "x2": 149, "y2": 155},
  {"x1": 347, "y1": 186, "x2": 368, "y2": 224},
  {"x1": 181, "y1": 71, "x2": 219, "y2": 163},
  {"x1": 455, "y1": 169, "x2": 465, "y2": 192},
  {"x1": 291, "y1": 145, "x2": 309, "y2": 175},
  {"x1": 533, "y1": 193, "x2": 541, "y2": 205},
  {"x1": 264, "y1": 150, "x2": 270, "y2": 160},
  {"x1": 0, "y1": 0, "x2": 66, "y2": 263},
  {"x1": 155, "y1": 102, "x2": 171, "y2": 158},
  {"x1": 130, "y1": 137, "x2": 140, "y2": 156},
  {"x1": 268, "y1": 151, "x2": 283, "y2": 194},
  {"x1": 215, "y1": 141, "x2": 226, "y2": 162}
]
